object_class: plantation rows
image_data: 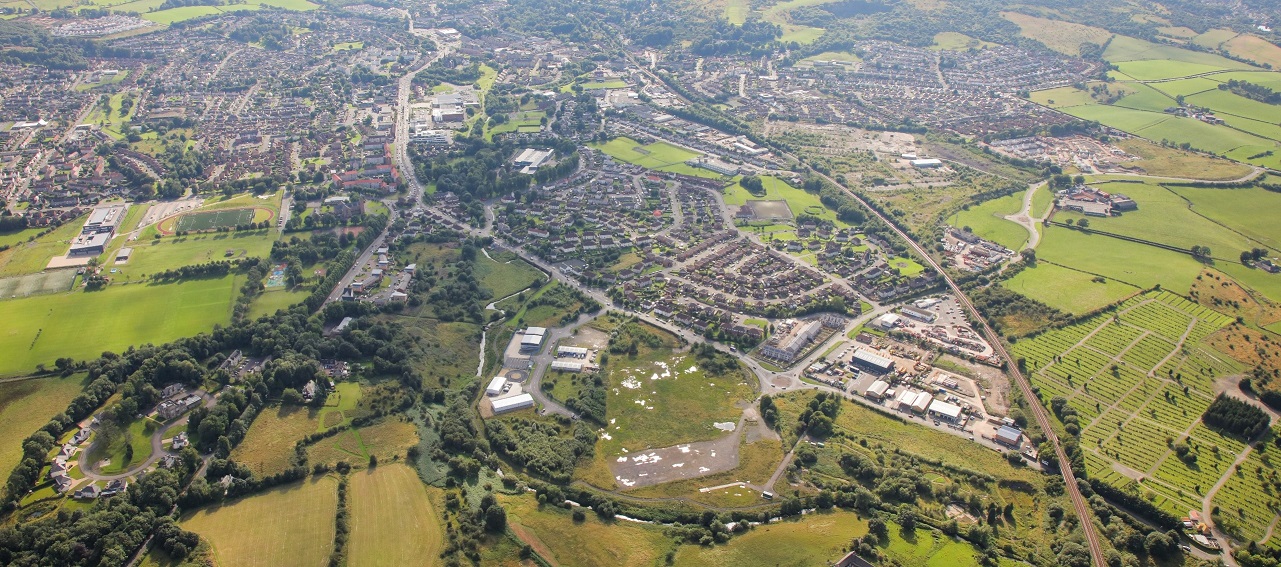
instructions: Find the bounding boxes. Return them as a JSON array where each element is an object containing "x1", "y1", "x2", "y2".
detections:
[{"x1": 1212, "y1": 448, "x2": 1281, "y2": 546}]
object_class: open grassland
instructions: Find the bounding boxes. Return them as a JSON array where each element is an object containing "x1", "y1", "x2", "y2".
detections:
[
  {"x1": 182, "y1": 476, "x2": 338, "y2": 567},
  {"x1": 930, "y1": 32, "x2": 994, "y2": 51},
  {"x1": 1104, "y1": 35, "x2": 1254, "y2": 68},
  {"x1": 1116, "y1": 138, "x2": 1254, "y2": 181},
  {"x1": 397, "y1": 319, "x2": 482, "y2": 390},
  {"x1": 625, "y1": 435, "x2": 782, "y2": 507},
  {"x1": 247, "y1": 288, "x2": 309, "y2": 319},
  {"x1": 231, "y1": 405, "x2": 321, "y2": 477},
  {"x1": 0, "y1": 276, "x2": 238, "y2": 377},
  {"x1": 308, "y1": 419, "x2": 418, "y2": 468},
  {"x1": 475, "y1": 249, "x2": 542, "y2": 299},
  {"x1": 104, "y1": 230, "x2": 277, "y2": 281},
  {"x1": 0, "y1": 375, "x2": 87, "y2": 479},
  {"x1": 1223, "y1": 34, "x2": 1281, "y2": 69},
  {"x1": 1168, "y1": 185, "x2": 1281, "y2": 251},
  {"x1": 0, "y1": 216, "x2": 86, "y2": 277},
  {"x1": 590, "y1": 136, "x2": 703, "y2": 171},
  {"x1": 348, "y1": 464, "x2": 443, "y2": 567},
  {"x1": 946, "y1": 193, "x2": 1026, "y2": 250},
  {"x1": 1001, "y1": 12, "x2": 1113, "y2": 56},
  {"x1": 1012, "y1": 291, "x2": 1247, "y2": 519},
  {"x1": 599, "y1": 349, "x2": 754, "y2": 455},
  {"x1": 722, "y1": 175, "x2": 852, "y2": 227},
  {"x1": 675, "y1": 510, "x2": 990, "y2": 567},
  {"x1": 0, "y1": 227, "x2": 43, "y2": 249},
  {"x1": 501, "y1": 492, "x2": 675, "y2": 567},
  {"x1": 1003, "y1": 262, "x2": 1141, "y2": 315},
  {"x1": 1036, "y1": 223, "x2": 1210, "y2": 293}
]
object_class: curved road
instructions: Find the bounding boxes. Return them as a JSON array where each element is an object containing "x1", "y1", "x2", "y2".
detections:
[{"x1": 79, "y1": 391, "x2": 214, "y2": 482}]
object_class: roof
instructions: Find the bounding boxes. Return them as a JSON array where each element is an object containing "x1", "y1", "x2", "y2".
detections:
[
  {"x1": 486, "y1": 376, "x2": 506, "y2": 393},
  {"x1": 928, "y1": 399, "x2": 963, "y2": 419},
  {"x1": 875, "y1": 313, "x2": 901, "y2": 326},
  {"x1": 866, "y1": 380, "x2": 889, "y2": 396},
  {"x1": 853, "y1": 349, "x2": 894, "y2": 370},
  {"x1": 525, "y1": 326, "x2": 547, "y2": 337},
  {"x1": 551, "y1": 360, "x2": 583, "y2": 371},
  {"x1": 558, "y1": 346, "x2": 589, "y2": 355},
  {"x1": 491, "y1": 393, "x2": 535, "y2": 413},
  {"x1": 912, "y1": 391, "x2": 933, "y2": 410},
  {"x1": 996, "y1": 425, "x2": 1022, "y2": 442},
  {"x1": 520, "y1": 334, "x2": 543, "y2": 345}
]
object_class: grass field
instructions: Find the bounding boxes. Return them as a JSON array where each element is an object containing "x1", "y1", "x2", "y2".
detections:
[
  {"x1": 308, "y1": 419, "x2": 418, "y2": 468},
  {"x1": 231, "y1": 405, "x2": 320, "y2": 477},
  {"x1": 674, "y1": 510, "x2": 989, "y2": 567},
  {"x1": 0, "y1": 276, "x2": 238, "y2": 377},
  {"x1": 0, "y1": 216, "x2": 86, "y2": 277},
  {"x1": 590, "y1": 137, "x2": 703, "y2": 171},
  {"x1": 1012, "y1": 290, "x2": 1248, "y2": 521},
  {"x1": 722, "y1": 176, "x2": 853, "y2": 228},
  {"x1": 501, "y1": 491, "x2": 675, "y2": 567},
  {"x1": 947, "y1": 193, "x2": 1026, "y2": 250},
  {"x1": 348, "y1": 464, "x2": 443, "y2": 567},
  {"x1": 1116, "y1": 138, "x2": 1254, "y2": 180},
  {"x1": 182, "y1": 476, "x2": 338, "y2": 567},
  {"x1": 174, "y1": 208, "x2": 257, "y2": 232},
  {"x1": 930, "y1": 32, "x2": 995, "y2": 51},
  {"x1": 1001, "y1": 12, "x2": 1113, "y2": 56},
  {"x1": 1003, "y1": 262, "x2": 1141, "y2": 314},
  {"x1": 487, "y1": 111, "x2": 546, "y2": 141},
  {"x1": 474, "y1": 250, "x2": 543, "y2": 300},
  {"x1": 0, "y1": 375, "x2": 87, "y2": 480},
  {"x1": 94, "y1": 417, "x2": 157, "y2": 474},
  {"x1": 104, "y1": 230, "x2": 277, "y2": 282},
  {"x1": 247, "y1": 288, "x2": 309, "y2": 319}
]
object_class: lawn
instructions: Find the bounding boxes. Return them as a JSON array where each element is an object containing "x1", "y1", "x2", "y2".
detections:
[
  {"x1": 0, "y1": 216, "x2": 86, "y2": 277},
  {"x1": 317, "y1": 382, "x2": 362, "y2": 431},
  {"x1": 182, "y1": 476, "x2": 338, "y2": 567},
  {"x1": 487, "y1": 111, "x2": 546, "y2": 141},
  {"x1": 231, "y1": 405, "x2": 321, "y2": 477},
  {"x1": 0, "y1": 227, "x2": 42, "y2": 249},
  {"x1": 599, "y1": 349, "x2": 753, "y2": 456},
  {"x1": 947, "y1": 193, "x2": 1026, "y2": 250},
  {"x1": 247, "y1": 288, "x2": 309, "y2": 319},
  {"x1": 94, "y1": 417, "x2": 157, "y2": 474},
  {"x1": 674, "y1": 510, "x2": 988, "y2": 567},
  {"x1": 722, "y1": 175, "x2": 852, "y2": 227},
  {"x1": 501, "y1": 491, "x2": 675, "y2": 567},
  {"x1": 348, "y1": 464, "x2": 443, "y2": 567},
  {"x1": 0, "y1": 374, "x2": 87, "y2": 480},
  {"x1": 474, "y1": 250, "x2": 542, "y2": 300},
  {"x1": 172, "y1": 208, "x2": 258, "y2": 232},
  {"x1": 723, "y1": 0, "x2": 748, "y2": 24},
  {"x1": 1003, "y1": 262, "x2": 1141, "y2": 314},
  {"x1": 590, "y1": 137, "x2": 703, "y2": 170},
  {"x1": 0, "y1": 276, "x2": 239, "y2": 377}
]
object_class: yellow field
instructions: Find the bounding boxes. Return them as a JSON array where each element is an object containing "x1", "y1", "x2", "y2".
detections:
[
  {"x1": 182, "y1": 476, "x2": 338, "y2": 567},
  {"x1": 348, "y1": 464, "x2": 443, "y2": 567},
  {"x1": 230, "y1": 406, "x2": 320, "y2": 477},
  {"x1": 307, "y1": 419, "x2": 418, "y2": 468},
  {"x1": 1001, "y1": 12, "x2": 1113, "y2": 55},
  {"x1": 501, "y1": 492, "x2": 675, "y2": 567}
]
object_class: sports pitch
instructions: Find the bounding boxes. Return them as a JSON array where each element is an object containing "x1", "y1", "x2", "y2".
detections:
[{"x1": 175, "y1": 208, "x2": 256, "y2": 232}]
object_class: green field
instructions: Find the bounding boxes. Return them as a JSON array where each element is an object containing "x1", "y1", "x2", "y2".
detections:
[
  {"x1": 174, "y1": 208, "x2": 257, "y2": 232},
  {"x1": 231, "y1": 405, "x2": 322, "y2": 477},
  {"x1": 1035, "y1": 224, "x2": 1207, "y2": 292},
  {"x1": 1003, "y1": 262, "x2": 1141, "y2": 315},
  {"x1": 1167, "y1": 185, "x2": 1281, "y2": 251},
  {"x1": 487, "y1": 111, "x2": 546, "y2": 140},
  {"x1": 247, "y1": 288, "x2": 309, "y2": 319},
  {"x1": 474, "y1": 250, "x2": 543, "y2": 299},
  {"x1": 0, "y1": 217, "x2": 87, "y2": 277},
  {"x1": 348, "y1": 464, "x2": 443, "y2": 567},
  {"x1": 103, "y1": 230, "x2": 277, "y2": 282},
  {"x1": 1012, "y1": 291, "x2": 1245, "y2": 520},
  {"x1": 930, "y1": 32, "x2": 995, "y2": 51},
  {"x1": 307, "y1": 420, "x2": 417, "y2": 468},
  {"x1": 722, "y1": 176, "x2": 853, "y2": 228},
  {"x1": 0, "y1": 276, "x2": 238, "y2": 377},
  {"x1": 675, "y1": 510, "x2": 991, "y2": 567},
  {"x1": 590, "y1": 137, "x2": 703, "y2": 171},
  {"x1": 0, "y1": 375, "x2": 87, "y2": 480},
  {"x1": 182, "y1": 476, "x2": 338, "y2": 567},
  {"x1": 947, "y1": 193, "x2": 1026, "y2": 249},
  {"x1": 0, "y1": 228, "x2": 42, "y2": 249},
  {"x1": 93, "y1": 417, "x2": 157, "y2": 474},
  {"x1": 502, "y1": 491, "x2": 675, "y2": 567}
]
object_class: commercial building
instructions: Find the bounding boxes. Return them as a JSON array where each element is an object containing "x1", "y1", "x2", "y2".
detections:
[
  {"x1": 557, "y1": 346, "x2": 589, "y2": 358},
  {"x1": 491, "y1": 393, "x2": 535, "y2": 414},
  {"x1": 900, "y1": 306, "x2": 937, "y2": 323},
  {"x1": 910, "y1": 158, "x2": 943, "y2": 168},
  {"x1": 864, "y1": 380, "x2": 890, "y2": 400},
  {"x1": 928, "y1": 399, "x2": 963, "y2": 422},
  {"x1": 911, "y1": 391, "x2": 933, "y2": 414},
  {"x1": 995, "y1": 425, "x2": 1023, "y2": 447},
  {"x1": 486, "y1": 376, "x2": 507, "y2": 397},
  {"x1": 513, "y1": 148, "x2": 554, "y2": 173},
  {"x1": 519, "y1": 326, "x2": 547, "y2": 353},
  {"x1": 872, "y1": 313, "x2": 901, "y2": 330},
  {"x1": 852, "y1": 349, "x2": 895, "y2": 374},
  {"x1": 68, "y1": 232, "x2": 110, "y2": 256},
  {"x1": 550, "y1": 360, "x2": 583, "y2": 372}
]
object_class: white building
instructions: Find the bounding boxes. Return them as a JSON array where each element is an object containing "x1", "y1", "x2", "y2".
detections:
[
  {"x1": 550, "y1": 360, "x2": 583, "y2": 372},
  {"x1": 928, "y1": 399, "x2": 963, "y2": 422},
  {"x1": 557, "y1": 346, "x2": 589, "y2": 358},
  {"x1": 486, "y1": 376, "x2": 507, "y2": 397},
  {"x1": 492, "y1": 393, "x2": 535, "y2": 414},
  {"x1": 852, "y1": 349, "x2": 895, "y2": 373},
  {"x1": 872, "y1": 313, "x2": 901, "y2": 330},
  {"x1": 864, "y1": 380, "x2": 890, "y2": 400}
]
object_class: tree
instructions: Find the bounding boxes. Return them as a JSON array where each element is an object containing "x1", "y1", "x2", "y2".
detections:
[
  {"x1": 896, "y1": 506, "x2": 917, "y2": 531},
  {"x1": 484, "y1": 503, "x2": 507, "y2": 532},
  {"x1": 1077, "y1": 218, "x2": 1090, "y2": 229},
  {"x1": 1020, "y1": 249, "x2": 1037, "y2": 264}
]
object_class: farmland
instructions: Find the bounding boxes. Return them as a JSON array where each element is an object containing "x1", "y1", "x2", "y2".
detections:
[
  {"x1": 501, "y1": 492, "x2": 675, "y2": 567},
  {"x1": 348, "y1": 464, "x2": 443, "y2": 567},
  {"x1": 231, "y1": 405, "x2": 322, "y2": 477},
  {"x1": 307, "y1": 419, "x2": 418, "y2": 469},
  {"x1": 947, "y1": 193, "x2": 1026, "y2": 250},
  {"x1": 1011, "y1": 291, "x2": 1254, "y2": 522},
  {"x1": 0, "y1": 276, "x2": 238, "y2": 377},
  {"x1": 1002, "y1": 262, "x2": 1140, "y2": 315},
  {"x1": 0, "y1": 374, "x2": 87, "y2": 479},
  {"x1": 181, "y1": 476, "x2": 338, "y2": 567}
]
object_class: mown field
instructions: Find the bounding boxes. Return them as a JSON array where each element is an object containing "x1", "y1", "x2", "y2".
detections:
[
  {"x1": 307, "y1": 419, "x2": 418, "y2": 469},
  {"x1": 590, "y1": 136, "x2": 713, "y2": 176},
  {"x1": 474, "y1": 250, "x2": 543, "y2": 300},
  {"x1": 231, "y1": 405, "x2": 323, "y2": 477},
  {"x1": 1011, "y1": 291, "x2": 1254, "y2": 523},
  {"x1": 0, "y1": 374, "x2": 87, "y2": 479},
  {"x1": 722, "y1": 175, "x2": 854, "y2": 228},
  {"x1": 182, "y1": 476, "x2": 338, "y2": 567},
  {"x1": 0, "y1": 276, "x2": 238, "y2": 377},
  {"x1": 348, "y1": 464, "x2": 443, "y2": 567},
  {"x1": 0, "y1": 217, "x2": 86, "y2": 277},
  {"x1": 1003, "y1": 262, "x2": 1140, "y2": 315}
]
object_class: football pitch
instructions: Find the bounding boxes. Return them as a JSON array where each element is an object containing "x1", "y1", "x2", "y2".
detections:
[{"x1": 175, "y1": 208, "x2": 257, "y2": 232}]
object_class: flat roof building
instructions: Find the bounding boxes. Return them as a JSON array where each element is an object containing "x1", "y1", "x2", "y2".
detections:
[
  {"x1": 68, "y1": 232, "x2": 110, "y2": 256},
  {"x1": 557, "y1": 346, "x2": 589, "y2": 358},
  {"x1": 995, "y1": 425, "x2": 1023, "y2": 447},
  {"x1": 911, "y1": 158, "x2": 943, "y2": 168},
  {"x1": 525, "y1": 327, "x2": 547, "y2": 337},
  {"x1": 928, "y1": 399, "x2": 963, "y2": 422},
  {"x1": 872, "y1": 313, "x2": 901, "y2": 330},
  {"x1": 486, "y1": 376, "x2": 507, "y2": 397},
  {"x1": 852, "y1": 349, "x2": 895, "y2": 373},
  {"x1": 900, "y1": 306, "x2": 937, "y2": 323},
  {"x1": 550, "y1": 360, "x2": 583, "y2": 372},
  {"x1": 491, "y1": 393, "x2": 535, "y2": 414}
]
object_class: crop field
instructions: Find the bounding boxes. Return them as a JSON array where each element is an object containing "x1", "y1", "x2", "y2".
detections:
[
  {"x1": 590, "y1": 137, "x2": 703, "y2": 170},
  {"x1": 182, "y1": 476, "x2": 338, "y2": 567},
  {"x1": 348, "y1": 464, "x2": 443, "y2": 567},
  {"x1": 0, "y1": 374, "x2": 87, "y2": 479},
  {"x1": 1211, "y1": 446, "x2": 1279, "y2": 544},
  {"x1": 599, "y1": 350, "x2": 754, "y2": 456},
  {"x1": 501, "y1": 492, "x2": 675, "y2": 567},
  {"x1": 947, "y1": 193, "x2": 1026, "y2": 249},
  {"x1": 722, "y1": 176, "x2": 853, "y2": 228},
  {"x1": 307, "y1": 419, "x2": 418, "y2": 468},
  {"x1": 1002, "y1": 262, "x2": 1140, "y2": 315},
  {"x1": 1000, "y1": 12, "x2": 1112, "y2": 56},
  {"x1": 172, "y1": 208, "x2": 258, "y2": 233},
  {"x1": 1115, "y1": 138, "x2": 1253, "y2": 180},
  {"x1": 0, "y1": 276, "x2": 238, "y2": 377},
  {"x1": 1012, "y1": 291, "x2": 1251, "y2": 520},
  {"x1": 231, "y1": 406, "x2": 322, "y2": 477}
]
